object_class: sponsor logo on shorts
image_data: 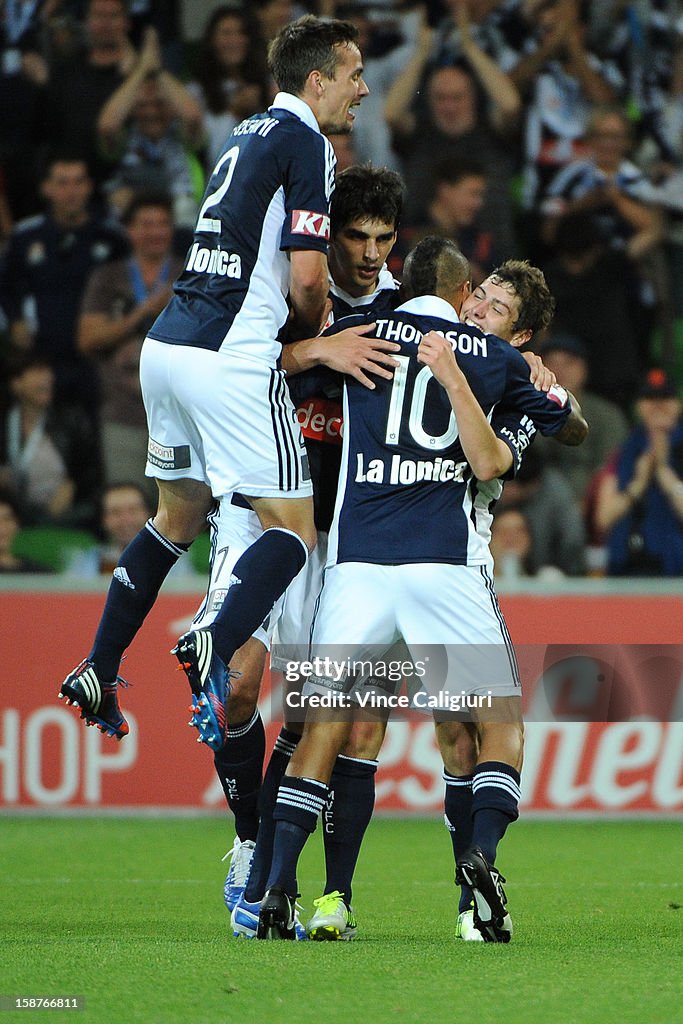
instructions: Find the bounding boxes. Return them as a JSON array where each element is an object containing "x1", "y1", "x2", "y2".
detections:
[
  {"x1": 147, "y1": 438, "x2": 191, "y2": 470},
  {"x1": 209, "y1": 587, "x2": 227, "y2": 612},
  {"x1": 291, "y1": 210, "x2": 330, "y2": 240}
]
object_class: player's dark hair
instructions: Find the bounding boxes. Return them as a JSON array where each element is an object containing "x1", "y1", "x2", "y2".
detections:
[
  {"x1": 268, "y1": 15, "x2": 359, "y2": 95},
  {"x1": 331, "y1": 164, "x2": 405, "y2": 234},
  {"x1": 121, "y1": 190, "x2": 174, "y2": 225},
  {"x1": 402, "y1": 236, "x2": 470, "y2": 301},
  {"x1": 489, "y1": 260, "x2": 555, "y2": 336}
]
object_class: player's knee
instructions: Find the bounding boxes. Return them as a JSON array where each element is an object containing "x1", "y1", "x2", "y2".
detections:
[{"x1": 343, "y1": 719, "x2": 386, "y2": 760}]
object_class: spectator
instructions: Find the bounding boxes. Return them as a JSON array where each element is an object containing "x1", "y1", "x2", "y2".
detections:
[
  {"x1": 587, "y1": 0, "x2": 683, "y2": 163},
  {"x1": 42, "y1": 0, "x2": 138, "y2": 190},
  {"x1": 595, "y1": 368, "x2": 683, "y2": 576},
  {"x1": 544, "y1": 211, "x2": 643, "y2": 407},
  {"x1": 0, "y1": 0, "x2": 49, "y2": 220},
  {"x1": 533, "y1": 331, "x2": 629, "y2": 504},
  {"x1": 78, "y1": 192, "x2": 182, "y2": 504},
  {"x1": 97, "y1": 27, "x2": 205, "y2": 228},
  {"x1": 385, "y1": 57, "x2": 518, "y2": 256},
  {"x1": 490, "y1": 507, "x2": 536, "y2": 580},
  {"x1": 397, "y1": 157, "x2": 500, "y2": 284},
  {"x1": 0, "y1": 487, "x2": 53, "y2": 573},
  {"x1": 509, "y1": 0, "x2": 622, "y2": 217},
  {"x1": 540, "y1": 105, "x2": 663, "y2": 263},
  {"x1": 431, "y1": 0, "x2": 523, "y2": 71},
  {"x1": 334, "y1": 3, "x2": 424, "y2": 172},
  {"x1": 79, "y1": 481, "x2": 199, "y2": 579},
  {"x1": 252, "y1": 0, "x2": 295, "y2": 45},
  {"x1": 499, "y1": 445, "x2": 587, "y2": 576},
  {"x1": 188, "y1": 6, "x2": 271, "y2": 170},
  {"x1": 0, "y1": 153, "x2": 127, "y2": 410},
  {"x1": 0, "y1": 354, "x2": 101, "y2": 529}
]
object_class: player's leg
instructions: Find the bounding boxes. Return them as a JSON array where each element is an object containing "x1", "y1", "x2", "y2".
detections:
[
  {"x1": 59, "y1": 476, "x2": 212, "y2": 738},
  {"x1": 189, "y1": 498, "x2": 280, "y2": 911},
  {"x1": 59, "y1": 335, "x2": 214, "y2": 736},
  {"x1": 233, "y1": 537, "x2": 326, "y2": 936},
  {"x1": 257, "y1": 562, "x2": 396, "y2": 938},
  {"x1": 456, "y1": 697, "x2": 523, "y2": 944},
  {"x1": 214, "y1": 638, "x2": 266, "y2": 911},
  {"x1": 257, "y1": 708, "x2": 353, "y2": 939},
  {"x1": 435, "y1": 718, "x2": 482, "y2": 941},
  {"x1": 401, "y1": 562, "x2": 521, "y2": 943},
  {"x1": 308, "y1": 717, "x2": 384, "y2": 941}
]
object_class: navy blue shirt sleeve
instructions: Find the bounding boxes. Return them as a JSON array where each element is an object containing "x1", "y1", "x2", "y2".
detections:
[
  {"x1": 503, "y1": 347, "x2": 572, "y2": 436},
  {"x1": 492, "y1": 407, "x2": 538, "y2": 479},
  {"x1": 279, "y1": 126, "x2": 334, "y2": 254}
]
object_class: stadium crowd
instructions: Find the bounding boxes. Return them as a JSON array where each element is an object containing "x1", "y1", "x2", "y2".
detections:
[{"x1": 1, "y1": 0, "x2": 683, "y2": 577}]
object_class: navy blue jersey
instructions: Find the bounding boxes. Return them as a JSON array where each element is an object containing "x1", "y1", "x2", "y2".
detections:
[
  {"x1": 287, "y1": 270, "x2": 401, "y2": 531},
  {"x1": 326, "y1": 295, "x2": 571, "y2": 566},
  {"x1": 148, "y1": 92, "x2": 335, "y2": 362}
]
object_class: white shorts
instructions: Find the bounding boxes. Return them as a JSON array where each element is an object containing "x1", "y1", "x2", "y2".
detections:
[
  {"x1": 140, "y1": 338, "x2": 312, "y2": 499},
  {"x1": 270, "y1": 532, "x2": 328, "y2": 671},
  {"x1": 191, "y1": 498, "x2": 282, "y2": 648},
  {"x1": 308, "y1": 561, "x2": 520, "y2": 700}
]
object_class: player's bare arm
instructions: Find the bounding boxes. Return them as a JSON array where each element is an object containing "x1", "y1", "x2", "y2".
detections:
[
  {"x1": 555, "y1": 389, "x2": 589, "y2": 446},
  {"x1": 280, "y1": 322, "x2": 401, "y2": 388},
  {"x1": 418, "y1": 331, "x2": 513, "y2": 481},
  {"x1": 288, "y1": 249, "x2": 331, "y2": 336}
]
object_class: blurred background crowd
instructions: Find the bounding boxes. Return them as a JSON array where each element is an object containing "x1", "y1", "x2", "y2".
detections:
[{"x1": 1, "y1": 0, "x2": 683, "y2": 580}]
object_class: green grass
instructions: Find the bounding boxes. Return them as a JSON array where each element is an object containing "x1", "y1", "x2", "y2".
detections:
[{"x1": 2, "y1": 818, "x2": 682, "y2": 1024}]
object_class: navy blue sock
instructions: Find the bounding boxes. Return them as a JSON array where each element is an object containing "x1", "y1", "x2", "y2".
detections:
[
  {"x1": 444, "y1": 771, "x2": 475, "y2": 912},
  {"x1": 323, "y1": 754, "x2": 377, "y2": 906},
  {"x1": 211, "y1": 528, "x2": 307, "y2": 668},
  {"x1": 266, "y1": 775, "x2": 328, "y2": 897},
  {"x1": 245, "y1": 728, "x2": 300, "y2": 902},
  {"x1": 471, "y1": 761, "x2": 521, "y2": 865},
  {"x1": 214, "y1": 710, "x2": 265, "y2": 842},
  {"x1": 89, "y1": 520, "x2": 188, "y2": 680}
]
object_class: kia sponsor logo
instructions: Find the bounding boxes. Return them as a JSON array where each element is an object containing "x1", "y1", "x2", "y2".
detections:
[{"x1": 291, "y1": 210, "x2": 330, "y2": 240}]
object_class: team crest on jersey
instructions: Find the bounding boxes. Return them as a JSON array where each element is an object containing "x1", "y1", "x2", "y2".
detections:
[{"x1": 291, "y1": 210, "x2": 330, "y2": 240}]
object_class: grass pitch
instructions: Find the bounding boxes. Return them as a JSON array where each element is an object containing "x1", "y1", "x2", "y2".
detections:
[{"x1": 3, "y1": 817, "x2": 681, "y2": 1024}]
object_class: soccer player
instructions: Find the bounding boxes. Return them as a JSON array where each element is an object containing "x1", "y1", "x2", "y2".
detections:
[
  {"x1": 230, "y1": 251, "x2": 570, "y2": 942},
  {"x1": 255, "y1": 238, "x2": 587, "y2": 941},
  {"x1": 190, "y1": 164, "x2": 405, "y2": 929},
  {"x1": 58, "y1": 16, "x2": 370, "y2": 748},
  {"x1": 261, "y1": 257, "x2": 583, "y2": 944}
]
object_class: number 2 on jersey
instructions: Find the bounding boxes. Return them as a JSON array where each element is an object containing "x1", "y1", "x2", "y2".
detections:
[{"x1": 196, "y1": 146, "x2": 240, "y2": 234}]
